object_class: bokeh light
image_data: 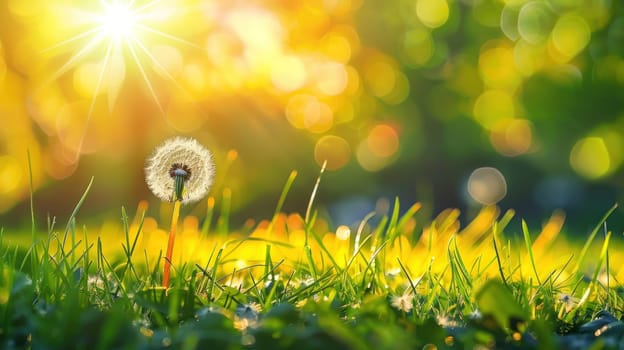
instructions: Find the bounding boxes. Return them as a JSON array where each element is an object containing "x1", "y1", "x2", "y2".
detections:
[
  {"x1": 314, "y1": 135, "x2": 351, "y2": 170},
  {"x1": 473, "y1": 90, "x2": 515, "y2": 129},
  {"x1": 489, "y1": 118, "x2": 533, "y2": 156},
  {"x1": 569, "y1": 137, "x2": 612, "y2": 179},
  {"x1": 416, "y1": 0, "x2": 450, "y2": 29},
  {"x1": 550, "y1": 14, "x2": 590, "y2": 62},
  {"x1": 467, "y1": 167, "x2": 507, "y2": 205},
  {"x1": 356, "y1": 123, "x2": 400, "y2": 172},
  {"x1": 0, "y1": 0, "x2": 623, "y2": 229},
  {"x1": 517, "y1": 1, "x2": 553, "y2": 44},
  {"x1": 336, "y1": 225, "x2": 351, "y2": 240},
  {"x1": 270, "y1": 56, "x2": 307, "y2": 92}
]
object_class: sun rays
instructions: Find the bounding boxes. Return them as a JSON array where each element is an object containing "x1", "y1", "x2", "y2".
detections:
[{"x1": 39, "y1": 0, "x2": 202, "y2": 162}]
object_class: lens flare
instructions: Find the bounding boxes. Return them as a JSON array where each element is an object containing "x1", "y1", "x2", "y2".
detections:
[
  {"x1": 40, "y1": 0, "x2": 201, "y2": 162},
  {"x1": 99, "y1": 2, "x2": 137, "y2": 42}
]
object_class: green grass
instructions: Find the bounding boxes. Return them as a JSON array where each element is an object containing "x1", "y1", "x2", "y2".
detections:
[{"x1": 1, "y1": 173, "x2": 624, "y2": 349}]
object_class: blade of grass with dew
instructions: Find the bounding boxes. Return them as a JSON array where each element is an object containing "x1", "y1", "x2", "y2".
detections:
[
  {"x1": 196, "y1": 243, "x2": 219, "y2": 293},
  {"x1": 304, "y1": 161, "x2": 326, "y2": 225},
  {"x1": 62, "y1": 176, "x2": 94, "y2": 249},
  {"x1": 268, "y1": 170, "x2": 297, "y2": 234},
  {"x1": 207, "y1": 247, "x2": 224, "y2": 302},
  {"x1": 492, "y1": 234, "x2": 509, "y2": 286},
  {"x1": 447, "y1": 236, "x2": 471, "y2": 303},
  {"x1": 370, "y1": 216, "x2": 389, "y2": 256},
  {"x1": 397, "y1": 257, "x2": 421, "y2": 297},
  {"x1": 353, "y1": 212, "x2": 375, "y2": 258},
  {"x1": 522, "y1": 220, "x2": 542, "y2": 285},
  {"x1": 359, "y1": 240, "x2": 388, "y2": 292},
  {"x1": 200, "y1": 196, "x2": 215, "y2": 239},
  {"x1": 120, "y1": 206, "x2": 145, "y2": 281},
  {"x1": 303, "y1": 161, "x2": 326, "y2": 275},
  {"x1": 573, "y1": 203, "x2": 617, "y2": 275},
  {"x1": 396, "y1": 202, "x2": 422, "y2": 232}
]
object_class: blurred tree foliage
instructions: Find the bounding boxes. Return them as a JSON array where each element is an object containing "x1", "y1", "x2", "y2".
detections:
[{"x1": 0, "y1": 0, "x2": 623, "y2": 229}]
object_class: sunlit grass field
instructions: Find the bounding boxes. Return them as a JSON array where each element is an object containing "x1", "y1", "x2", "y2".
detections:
[{"x1": 2, "y1": 170, "x2": 624, "y2": 349}]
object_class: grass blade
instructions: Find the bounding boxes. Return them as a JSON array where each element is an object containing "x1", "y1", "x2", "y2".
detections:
[
  {"x1": 62, "y1": 176, "x2": 94, "y2": 249},
  {"x1": 521, "y1": 220, "x2": 541, "y2": 285},
  {"x1": 573, "y1": 203, "x2": 617, "y2": 275}
]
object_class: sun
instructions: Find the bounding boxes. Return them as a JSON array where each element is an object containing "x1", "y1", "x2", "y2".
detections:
[
  {"x1": 98, "y1": 2, "x2": 137, "y2": 42},
  {"x1": 39, "y1": 0, "x2": 201, "y2": 162}
]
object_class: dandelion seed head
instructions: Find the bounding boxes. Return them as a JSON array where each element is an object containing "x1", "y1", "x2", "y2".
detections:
[
  {"x1": 145, "y1": 137, "x2": 215, "y2": 204},
  {"x1": 391, "y1": 292, "x2": 414, "y2": 313},
  {"x1": 469, "y1": 309, "x2": 482, "y2": 320},
  {"x1": 436, "y1": 314, "x2": 459, "y2": 328}
]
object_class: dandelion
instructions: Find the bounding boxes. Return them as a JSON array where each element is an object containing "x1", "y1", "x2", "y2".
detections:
[
  {"x1": 391, "y1": 292, "x2": 414, "y2": 313},
  {"x1": 468, "y1": 309, "x2": 482, "y2": 320},
  {"x1": 145, "y1": 137, "x2": 215, "y2": 204},
  {"x1": 436, "y1": 314, "x2": 459, "y2": 328},
  {"x1": 145, "y1": 137, "x2": 215, "y2": 288}
]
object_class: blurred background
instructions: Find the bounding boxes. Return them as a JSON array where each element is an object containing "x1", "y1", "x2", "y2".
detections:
[{"x1": 1, "y1": 0, "x2": 624, "y2": 233}]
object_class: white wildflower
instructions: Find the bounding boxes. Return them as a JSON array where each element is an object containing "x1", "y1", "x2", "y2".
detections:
[
  {"x1": 391, "y1": 292, "x2": 414, "y2": 313},
  {"x1": 468, "y1": 309, "x2": 482, "y2": 320},
  {"x1": 145, "y1": 137, "x2": 215, "y2": 204},
  {"x1": 436, "y1": 314, "x2": 459, "y2": 328}
]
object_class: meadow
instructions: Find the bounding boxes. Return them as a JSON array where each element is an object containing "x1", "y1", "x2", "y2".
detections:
[
  {"x1": 1, "y1": 164, "x2": 623, "y2": 350},
  {"x1": 2, "y1": 1, "x2": 624, "y2": 349}
]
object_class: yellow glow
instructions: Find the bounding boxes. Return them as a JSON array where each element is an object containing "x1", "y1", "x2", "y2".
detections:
[
  {"x1": 73, "y1": 62, "x2": 105, "y2": 98},
  {"x1": 0, "y1": 43, "x2": 6, "y2": 84},
  {"x1": 473, "y1": 90, "x2": 514, "y2": 130},
  {"x1": 271, "y1": 56, "x2": 307, "y2": 92},
  {"x1": 363, "y1": 59, "x2": 396, "y2": 98},
  {"x1": 286, "y1": 94, "x2": 318, "y2": 129},
  {"x1": 306, "y1": 103, "x2": 334, "y2": 133},
  {"x1": 320, "y1": 31, "x2": 352, "y2": 63},
  {"x1": 182, "y1": 63, "x2": 207, "y2": 92},
  {"x1": 226, "y1": 7, "x2": 283, "y2": 70},
  {"x1": 570, "y1": 137, "x2": 611, "y2": 179},
  {"x1": 151, "y1": 45, "x2": 184, "y2": 78},
  {"x1": 165, "y1": 101, "x2": 206, "y2": 132},
  {"x1": 415, "y1": 0, "x2": 450, "y2": 29},
  {"x1": 550, "y1": 14, "x2": 591, "y2": 61},
  {"x1": 315, "y1": 61, "x2": 348, "y2": 96},
  {"x1": 0, "y1": 155, "x2": 22, "y2": 194},
  {"x1": 285, "y1": 94, "x2": 334, "y2": 133}
]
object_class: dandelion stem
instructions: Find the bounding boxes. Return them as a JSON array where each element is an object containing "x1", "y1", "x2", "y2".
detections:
[{"x1": 163, "y1": 199, "x2": 181, "y2": 288}]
